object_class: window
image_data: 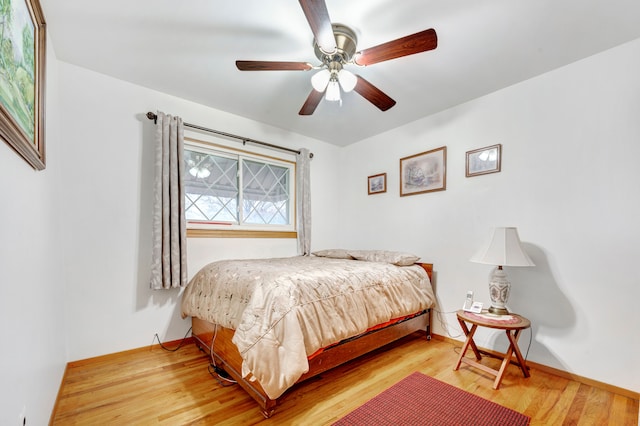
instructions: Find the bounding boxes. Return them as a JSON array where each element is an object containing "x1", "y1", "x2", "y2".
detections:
[{"x1": 184, "y1": 139, "x2": 296, "y2": 237}]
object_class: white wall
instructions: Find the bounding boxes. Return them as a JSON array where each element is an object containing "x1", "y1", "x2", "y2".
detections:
[
  {"x1": 2, "y1": 52, "x2": 340, "y2": 423},
  {"x1": 338, "y1": 38, "x2": 640, "y2": 392},
  {"x1": 4, "y1": 30, "x2": 638, "y2": 425},
  {"x1": 56, "y1": 62, "x2": 342, "y2": 362},
  {"x1": 0, "y1": 39, "x2": 66, "y2": 425}
]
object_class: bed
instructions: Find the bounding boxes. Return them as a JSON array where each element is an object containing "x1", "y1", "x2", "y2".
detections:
[{"x1": 181, "y1": 251, "x2": 436, "y2": 418}]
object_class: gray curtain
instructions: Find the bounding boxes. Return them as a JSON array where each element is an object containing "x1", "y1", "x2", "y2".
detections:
[
  {"x1": 150, "y1": 111, "x2": 187, "y2": 289},
  {"x1": 296, "y1": 148, "x2": 311, "y2": 255}
]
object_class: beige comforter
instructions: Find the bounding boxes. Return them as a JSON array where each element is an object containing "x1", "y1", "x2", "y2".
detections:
[{"x1": 181, "y1": 256, "x2": 435, "y2": 399}]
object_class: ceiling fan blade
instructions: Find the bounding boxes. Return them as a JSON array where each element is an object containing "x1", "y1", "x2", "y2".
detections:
[
  {"x1": 298, "y1": 0, "x2": 337, "y2": 54},
  {"x1": 236, "y1": 61, "x2": 313, "y2": 71},
  {"x1": 299, "y1": 89, "x2": 324, "y2": 115},
  {"x1": 353, "y1": 75, "x2": 396, "y2": 111},
  {"x1": 353, "y1": 29, "x2": 437, "y2": 66}
]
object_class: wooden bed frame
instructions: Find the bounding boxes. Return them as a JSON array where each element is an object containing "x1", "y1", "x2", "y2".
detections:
[{"x1": 190, "y1": 262, "x2": 434, "y2": 418}]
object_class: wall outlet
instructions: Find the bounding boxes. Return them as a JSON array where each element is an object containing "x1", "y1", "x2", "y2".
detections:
[{"x1": 19, "y1": 405, "x2": 26, "y2": 426}]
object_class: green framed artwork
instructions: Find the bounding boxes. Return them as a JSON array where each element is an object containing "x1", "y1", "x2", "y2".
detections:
[{"x1": 0, "y1": 0, "x2": 46, "y2": 170}]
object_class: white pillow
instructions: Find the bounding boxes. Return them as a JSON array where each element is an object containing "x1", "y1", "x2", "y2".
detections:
[
  {"x1": 311, "y1": 249, "x2": 355, "y2": 259},
  {"x1": 348, "y1": 250, "x2": 420, "y2": 266}
]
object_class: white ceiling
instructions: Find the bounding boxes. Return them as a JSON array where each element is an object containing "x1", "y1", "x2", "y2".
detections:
[{"x1": 41, "y1": 0, "x2": 640, "y2": 147}]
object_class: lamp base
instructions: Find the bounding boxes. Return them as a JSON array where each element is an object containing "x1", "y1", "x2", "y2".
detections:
[
  {"x1": 488, "y1": 306, "x2": 510, "y2": 315},
  {"x1": 488, "y1": 266, "x2": 511, "y2": 316}
]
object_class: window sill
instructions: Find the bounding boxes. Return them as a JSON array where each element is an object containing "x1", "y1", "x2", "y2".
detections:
[{"x1": 187, "y1": 229, "x2": 297, "y2": 239}]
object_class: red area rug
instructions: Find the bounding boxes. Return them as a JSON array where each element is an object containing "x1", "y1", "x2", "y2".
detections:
[{"x1": 333, "y1": 372, "x2": 530, "y2": 426}]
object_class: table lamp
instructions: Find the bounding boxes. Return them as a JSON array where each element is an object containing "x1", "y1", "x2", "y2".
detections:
[{"x1": 470, "y1": 227, "x2": 535, "y2": 315}]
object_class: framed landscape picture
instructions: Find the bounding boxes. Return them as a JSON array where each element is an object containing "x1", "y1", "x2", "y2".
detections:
[
  {"x1": 0, "y1": 0, "x2": 46, "y2": 170},
  {"x1": 400, "y1": 146, "x2": 447, "y2": 196},
  {"x1": 367, "y1": 173, "x2": 386, "y2": 195},
  {"x1": 466, "y1": 144, "x2": 501, "y2": 177}
]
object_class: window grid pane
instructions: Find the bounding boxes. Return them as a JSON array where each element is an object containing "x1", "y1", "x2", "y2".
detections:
[
  {"x1": 184, "y1": 146, "x2": 292, "y2": 228},
  {"x1": 184, "y1": 150, "x2": 239, "y2": 223},
  {"x1": 242, "y1": 160, "x2": 290, "y2": 225}
]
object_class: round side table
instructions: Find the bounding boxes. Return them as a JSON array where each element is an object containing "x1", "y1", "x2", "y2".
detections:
[{"x1": 454, "y1": 310, "x2": 531, "y2": 389}]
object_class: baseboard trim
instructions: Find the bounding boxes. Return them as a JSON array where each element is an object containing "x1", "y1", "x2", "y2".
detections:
[
  {"x1": 431, "y1": 333, "x2": 639, "y2": 401},
  {"x1": 66, "y1": 337, "x2": 196, "y2": 368},
  {"x1": 48, "y1": 362, "x2": 69, "y2": 426}
]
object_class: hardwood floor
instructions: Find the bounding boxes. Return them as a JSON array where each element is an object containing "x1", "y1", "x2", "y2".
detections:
[{"x1": 51, "y1": 333, "x2": 638, "y2": 425}]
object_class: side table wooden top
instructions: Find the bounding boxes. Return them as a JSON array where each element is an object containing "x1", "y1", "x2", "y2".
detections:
[{"x1": 456, "y1": 310, "x2": 531, "y2": 330}]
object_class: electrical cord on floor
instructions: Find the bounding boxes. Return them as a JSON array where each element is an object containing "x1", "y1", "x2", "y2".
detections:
[
  {"x1": 208, "y1": 363, "x2": 237, "y2": 387},
  {"x1": 205, "y1": 323, "x2": 237, "y2": 387},
  {"x1": 523, "y1": 326, "x2": 533, "y2": 362},
  {"x1": 432, "y1": 308, "x2": 464, "y2": 339},
  {"x1": 152, "y1": 327, "x2": 192, "y2": 352}
]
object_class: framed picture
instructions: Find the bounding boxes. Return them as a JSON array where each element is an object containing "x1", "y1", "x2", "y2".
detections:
[
  {"x1": 466, "y1": 144, "x2": 502, "y2": 177},
  {"x1": 0, "y1": 0, "x2": 46, "y2": 170},
  {"x1": 367, "y1": 173, "x2": 387, "y2": 195},
  {"x1": 400, "y1": 146, "x2": 446, "y2": 196}
]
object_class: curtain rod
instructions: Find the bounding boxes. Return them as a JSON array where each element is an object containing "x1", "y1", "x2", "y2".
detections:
[{"x1": 146, "y1": 112, "x2": 313, "y2": 158}]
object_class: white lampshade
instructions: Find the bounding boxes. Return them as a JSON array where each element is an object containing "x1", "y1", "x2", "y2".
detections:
[
  {"x1": 338, "y1": 69, "x2": 357, "y2": 92},
  {"x1": 471, "y1": 227, "x2": 534, "y2": 315},
  {"x1": 325, "y1": 80, "x2": 341, "y2": 101},
  {"x1": 311, "y1": 69, "x2": 331, "y2": 92},
  {"x1": 470, "y1": 227, "x2": 534, "y2": 267}
]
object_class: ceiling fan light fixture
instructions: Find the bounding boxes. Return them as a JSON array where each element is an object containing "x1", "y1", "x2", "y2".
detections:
[
  {"x1": 311, "y1": 69, "x2": 331, "y2": 92},
  {"x1": 338, "y1": 69, "x2": 357, "y2": 92},
  {"x1": 189, "y1": 166, "x2": 211, "y2": 179},
  {"x1": 325, "y1": 80, "x2": 341, "y2": 102}
]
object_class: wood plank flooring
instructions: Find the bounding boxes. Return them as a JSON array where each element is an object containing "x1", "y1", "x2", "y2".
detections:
[{"x1": 51, "y1": 333, "x2": 638, "y2": 425}]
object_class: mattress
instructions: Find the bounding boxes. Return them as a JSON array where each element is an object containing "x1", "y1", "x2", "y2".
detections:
[{"x1": 181, "y1": 256, "x2": 435, "y2": 398}]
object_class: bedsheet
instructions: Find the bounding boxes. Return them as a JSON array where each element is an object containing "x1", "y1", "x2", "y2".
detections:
[{"x1": 181, "y1": 256, "x2": 435, "y2": 399}]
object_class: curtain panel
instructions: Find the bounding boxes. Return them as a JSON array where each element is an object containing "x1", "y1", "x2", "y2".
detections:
[
  {"x1": 296, "y1": 148, "x2": 311, "y2": 255},
  {"x1": 150, "y1": 111, "x2": 188, "y2": 289}
]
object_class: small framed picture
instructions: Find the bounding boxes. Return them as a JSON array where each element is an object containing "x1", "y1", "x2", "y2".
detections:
[
  {"x1": 466, "y1": 144, "x2": 502, "y2": 177},
  {"x1": 400, "y1": 146, "x2": 447, "y2": 196},
  {"x1": 368, "y1": 173, "x2": 387, "y2": 195}
]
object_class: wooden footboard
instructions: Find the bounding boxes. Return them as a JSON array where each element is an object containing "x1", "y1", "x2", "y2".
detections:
[
  {"x1": 192, "y1": 311, "x2": 430, "y2": 418},
  {"x1": 190, "y1": 262, "x2": 434, "y2": 418},
  {"x1": 192, "y1": 317, "x2": 277, "y2": 416}
]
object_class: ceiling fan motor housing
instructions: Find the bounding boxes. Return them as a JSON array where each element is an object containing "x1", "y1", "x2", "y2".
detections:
[{"x1": 314, "y1": 24, "x2": 358, "y2": 67}]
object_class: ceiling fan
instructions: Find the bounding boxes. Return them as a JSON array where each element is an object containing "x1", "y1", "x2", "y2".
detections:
[{"x1": 235, "y1": 0, "x2": 438, "y2": 115}]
